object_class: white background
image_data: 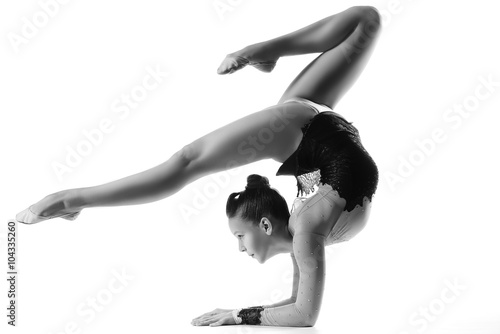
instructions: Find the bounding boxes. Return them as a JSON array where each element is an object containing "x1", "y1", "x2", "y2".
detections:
[{"x1": 1, "y1": 0, "x2": 500, "y2": 333}]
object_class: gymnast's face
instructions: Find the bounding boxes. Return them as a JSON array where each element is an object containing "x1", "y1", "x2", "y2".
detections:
[{"x1": 228, "y1": 215, "x2": 275, "y2": 264}]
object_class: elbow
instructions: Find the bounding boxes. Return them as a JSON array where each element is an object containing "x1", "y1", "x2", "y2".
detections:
[
  {"x1": 303, "y1": 317, "x2": 317, "y2": 327},
  {"x1": 299, "y1": 321, "x2": 315, "y2": 328},
  {"x1": 290, "y1": 321, "x2": 315, "y2": 328},
  {"x1": 301, "y1": 323, "x2": 315, "y2": 328},
  {"x1": 289, "y1": 301, "x2": 319, "y2": 327},
  {"x1": 303, "y1": 308, "x2": 320, "y2": 327},
  {"x1": 299, "y1": 311, "x2": 318, "y2": 327}
]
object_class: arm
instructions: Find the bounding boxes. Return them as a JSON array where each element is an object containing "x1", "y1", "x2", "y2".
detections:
[
  {"x1": 246, "y1": 253, "x2": 301, "y2": 309},
  {"x1": 236, "y1": 232, "x2": 326, "y2": 327}
]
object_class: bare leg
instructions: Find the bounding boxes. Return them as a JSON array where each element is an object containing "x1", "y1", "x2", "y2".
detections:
[
  {"x1": 17, "y1": 6, "x2": 381, "y2": 224},
  {"x1": 16, "y1": 103, "x2": 312, "y2": 223},
  {"x1": 225, "y1": 6, "x2": 381, "y2": 109}
]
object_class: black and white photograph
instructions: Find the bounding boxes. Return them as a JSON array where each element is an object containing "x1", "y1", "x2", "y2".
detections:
[{"x1": 2, "y1": 0, "x2": 499, "y2": 333}]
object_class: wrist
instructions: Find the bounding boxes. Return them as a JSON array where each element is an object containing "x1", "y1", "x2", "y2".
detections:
[
  {"x1": 232, "y1": 309, "x2": 242, "y2": 325},
  {"x1": 235, "y1": 306, "x2": 265, "y2": 325}
]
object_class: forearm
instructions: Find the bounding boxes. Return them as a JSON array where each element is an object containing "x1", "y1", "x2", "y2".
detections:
[
  {"x1": 263, "y1": 297, "x2": 296, "y2": 308},
  {"x1": 235, "y1": 302, "x2": 314, "y2": 327},
  {"x1": 258, "y1": 6, "x2": 377, "y2": 59},
  {"x1": 237, "y1": 235, "x2": 325, "y2": 327},
  {"x1": 247, "y1": 296, "x2": 296, "y2": 310}
]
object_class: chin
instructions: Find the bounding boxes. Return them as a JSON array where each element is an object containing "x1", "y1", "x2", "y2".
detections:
[
  {"x1": 257, "y1": 253, "x2": 271, "y2": 264},
  {"x1": 254, "y1": 254, "x2": 264, "y2": 264}
]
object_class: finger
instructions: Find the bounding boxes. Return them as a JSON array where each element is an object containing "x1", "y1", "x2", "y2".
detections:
[
  {"x1": 191, "y1": 317, "x2": 207, "y2": 326},
  {"x1": 209, "y1": 321, "x2": 221, "y2": 327},
  {"x1": 192, "y1": 314, "x2": 206, "y2": 321},
  {"x1": 200, "y1": 315, "x2": 214, "y2": 322},
  {"x1": 193, "y1": 316, "x2": 215, "y2": 326},
  {"x1": 192, "y1": 315, "x2": 207, "y2": 325},
  {"x1": 200, "y1": 311, "x2": 217, "y2": 318},
  {"x1": 211, "y1": 314, "x2": 229, "y2": 327},
  {"x1": 192, "y1": 311, "x2": 214, "y2": 322},
  {"x1": 192, "y1": 319, "x2": 207, "y2": 326}
]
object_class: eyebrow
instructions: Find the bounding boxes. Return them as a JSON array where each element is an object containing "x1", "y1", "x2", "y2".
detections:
[{"x1": 233, "y1": 231, "x2": 242, "y2": 235}]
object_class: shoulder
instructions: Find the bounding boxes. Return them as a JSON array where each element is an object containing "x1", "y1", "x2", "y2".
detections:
[{"x1": 288, "y1": 202, "x2": 337, "y2": 239}]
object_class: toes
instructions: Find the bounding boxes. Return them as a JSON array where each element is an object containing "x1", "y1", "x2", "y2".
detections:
[
  {"x1": 216, "y1": 57, "x2": 232, "y2": 74},
  {"x1": 217, "y1": 61, "x2": 236, "y2": 75},
  {"x1": 15, "y1": 208, "x2": 28, "y2": 224},
  {"x1": 15, "y1": 207, "x2": 39, "y2": 224}
]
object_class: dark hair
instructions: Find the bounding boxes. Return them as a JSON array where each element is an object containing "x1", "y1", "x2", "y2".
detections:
[{"x1": 226, "y1": 174, "x2": 290, "y2": 226}]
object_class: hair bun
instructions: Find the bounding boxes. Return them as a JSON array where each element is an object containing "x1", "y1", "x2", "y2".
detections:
[{"x1": 245, "y1": 174, "x2": 270, "y2": 190}]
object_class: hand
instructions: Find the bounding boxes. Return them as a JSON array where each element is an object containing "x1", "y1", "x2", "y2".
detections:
[{"x1": 191, "y1": 308, "x2": 236, "y2": 327}]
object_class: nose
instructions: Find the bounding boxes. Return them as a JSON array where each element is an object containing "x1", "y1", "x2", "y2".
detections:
[{"x1": 239, "y1": 240, "x2": 246, "y2": 252}]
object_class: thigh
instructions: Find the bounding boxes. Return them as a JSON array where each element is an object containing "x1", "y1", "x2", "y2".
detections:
[
  {"x1": 181, "y1": 102, "x2": 316, "y2": 179},
  {"x1": 278, "y1": 8, "x2": 381, "y2": 109}
]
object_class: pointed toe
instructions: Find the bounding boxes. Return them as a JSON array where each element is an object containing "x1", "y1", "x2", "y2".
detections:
[{"x1": 15, "y1": 206, "x2": 45, "y2": 224}]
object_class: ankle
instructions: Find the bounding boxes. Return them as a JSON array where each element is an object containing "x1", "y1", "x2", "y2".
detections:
[
  {"x1": 241, "y1": 42, "x2": 279, "y2": 64},
  {"x1": 59, "y1": 188, "x2": 87, "y2": 212}
]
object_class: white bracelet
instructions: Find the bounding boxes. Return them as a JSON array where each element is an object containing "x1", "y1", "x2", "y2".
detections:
[{"x1": 232, "y1": 309, "x2": 242, "y2": 325}]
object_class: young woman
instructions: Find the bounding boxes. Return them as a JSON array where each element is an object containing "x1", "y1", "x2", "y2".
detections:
[{"x1": 16, "y1": 5, "x2": 381, "y2": 327}]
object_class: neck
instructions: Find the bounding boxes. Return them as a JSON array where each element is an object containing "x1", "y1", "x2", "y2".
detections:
[{"x1": 272, "y1": 220, "x2": 294, "y2": 255}]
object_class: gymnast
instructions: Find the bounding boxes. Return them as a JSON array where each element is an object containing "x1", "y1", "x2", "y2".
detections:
[{"x1": 16, "y1": 5, "x2": 382, "y2": 327}]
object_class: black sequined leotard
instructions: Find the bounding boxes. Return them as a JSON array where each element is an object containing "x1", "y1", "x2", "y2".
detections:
[{"x1": 276, "y1": 97, "x2": 379, "y2": 212}]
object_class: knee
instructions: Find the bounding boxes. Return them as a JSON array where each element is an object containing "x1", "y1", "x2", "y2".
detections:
[
  {"x1": 357, "y1": 6, "x2": 380, "y2": 21},
  {"x1": 175, "y1": 142, "x2": 201, "y2": 167},
  {"x1": 360, "y1": 6, "x2": 381, "y2": 33}
]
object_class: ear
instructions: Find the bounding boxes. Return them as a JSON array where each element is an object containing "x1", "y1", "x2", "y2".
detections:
[{"x1": 259, "y1": 217, "x2": 273, "y2": 235}]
